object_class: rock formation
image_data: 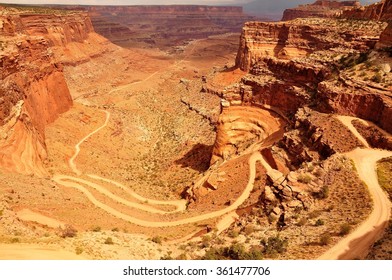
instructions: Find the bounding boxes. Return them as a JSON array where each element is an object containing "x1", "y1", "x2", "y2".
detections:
[
  {"x1": 67, "y1": 5, "x2": 255, "y2": 50},
  {"x1": 282, "y1": 0, "x2": 361, "y2": 21},
  {"x1": 0, "y1": 6, "x2": 105, "y2": 176},
  {"x1": 235, "y1": 18, "x2": 384, "y2": 71},
  {"x1": 210, "y1": 3, "x2": 391, "y2": 163},
  {"x1": 341, "y1": 0, "x2": 392, "y2": 20}
]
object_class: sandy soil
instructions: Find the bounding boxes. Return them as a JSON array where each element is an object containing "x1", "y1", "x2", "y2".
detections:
[{"x1": 0, "y1": 244, "x2": 85, "y2": 260}]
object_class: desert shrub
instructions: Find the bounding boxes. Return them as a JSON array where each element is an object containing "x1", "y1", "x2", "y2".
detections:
[
  {"x1": 261, "y1": 235, "x2": 288, "y2": 257},
  {"x1": 319, "y1": 233, "x2": 331, "y2": 246},
  {"x1": 0, "y1": 209, "x2": 3, "y2": 216},
  {"x1": 60, "y1": 225, "x2": 77, "y2": 238},
  {"x1": 104, "y1": 237, "x2": 114, "y2": 245},
  {"x1": 75, "y1": 247, "x2": 84, "y2": 255},
  {"x1": 298, "y1": 174, "x2": 312, "y2": 184},
  {"x1": 10, "y1": 237, "x2": 20, "y2": 243},
  {"x1": 151, "y1": 236, "x2": 162, "y2": 244},
  {"x1": 201, "y1": 235, "x2": 212, "y2": 248},
  {"x1": 228, "y1": 229, "x2": 239, "y2": 238},
  {"x1": 315, "y1": 219, "x2": 325, "y2": 227},
  {"x1": 314, "y1": 185, "x2": 329, "y2": 199},
  {"x1": 339, "y1": 223, "x2": 352, "y2": 236},
  {"x1": 202, "y1": 243, "x2": 263, "y2": 260}
]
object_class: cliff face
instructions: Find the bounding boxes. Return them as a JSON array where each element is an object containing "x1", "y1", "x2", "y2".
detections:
[
  {"x1": 235, "y1": 18, "x2": 383, "y2": 71},
  {"x1": 341, "y1": 0, "x2": 392, "y2": 20},
  {"x1": 211, "y1": 12, "x2": 391, "y2": 163},
  {"x1": 282, "y1": 0, "x2": 360, "y2": 21},
  {"x1": 379, "y1": 22, "x2": 392, "y2": 47},
  {"x1": 76, "y1": 5, "x2": 255, "y2": 49},
  {"x1": 0, "y1": 7, "x2": 99, "y2": 176}
]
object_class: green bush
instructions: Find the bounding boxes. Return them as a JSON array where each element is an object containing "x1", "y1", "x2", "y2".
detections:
[
  {"x1": 261, "y1": 235, "x2": 288, "y2": 257},
  {"x1": 202, "y1": 243, "x2": 263, "y2": 260}
]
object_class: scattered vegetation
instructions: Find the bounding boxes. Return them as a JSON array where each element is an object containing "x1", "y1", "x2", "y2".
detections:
[
  {"x1": 315, "y1": 219, "x2": 325, "y2": 227},
  {"x1": 377, "y1": 157, "x2": 392, "y2": 197},
  {"x1": 202, "y1": 243, "x2": 263, "y2": 260},
  {"x1": 10, "y1": 237, "x2": 20, "y2": 243},
  {"x1": 298, "y1": 174, "x2": 312, "y2": 184},
  {"x1": 261, "y1": 235, "x2": 288, "y2": 257}
]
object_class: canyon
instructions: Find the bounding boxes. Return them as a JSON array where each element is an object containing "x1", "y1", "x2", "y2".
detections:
[{"x1": 0, "y1": 1, "x2": 391, "y2": 261}]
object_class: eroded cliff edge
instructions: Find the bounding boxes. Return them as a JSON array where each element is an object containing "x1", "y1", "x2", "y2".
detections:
[
  {"x1": 210, "y1": 5, "x2": 391, "y2": 165},
  {"x1": 0, "y1": 6, "x2": 108, "y2": 176}
]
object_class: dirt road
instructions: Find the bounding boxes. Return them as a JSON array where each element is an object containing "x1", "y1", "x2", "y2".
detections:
[{"x1": 319, "y1": 116, "x2": 392, "y2": 259}]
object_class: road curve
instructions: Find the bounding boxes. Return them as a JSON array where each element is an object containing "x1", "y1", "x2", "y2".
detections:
[
  {"x1": 69, "y1": 110, "x2": 111, "y2": 175},
  {"x1": 319, "y1": 116, "x2": 392, "y2": 259},
  {"x1": 54, "y1": 152, "x2": 268, "y2": 228}
]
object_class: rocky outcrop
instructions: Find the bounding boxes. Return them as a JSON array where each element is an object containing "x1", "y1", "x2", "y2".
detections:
[
  {"x1": 341, "y1": 0, "x2": 392, "y2": 21},
  {"x1": 235, "y1": 18, "x2": 382, "y2": 71},
  {"x1": 278, "y1": 108, "x2": 364, "y2": 167},
  {"x1": 210, "y1": 105, "x2": 283, "y2": 164},
  {"x1": 69, "y1": 5, "x2": 255, "y2": 49},
  {"x1": 317, "y1": 79, "x2": 392, "y2": 133},
  {"x1": 282, "y1": 0, "x2": 361, "y2": 21},
  {"x1": 379, "y1": 22, "x2": 392, "y2": 48},
  {"x1": 0, "y1": 6, "x2": 101, "y2": 176}
]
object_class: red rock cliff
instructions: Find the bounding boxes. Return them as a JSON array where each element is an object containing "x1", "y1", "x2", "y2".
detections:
[
  {"x1": 0, "y1": 7, "x2": 98, "y2": 176},
  {"x1": 235, "y1": 18, "x2": 382, "y2": 71},
  {"x1": 282, "y1": 0, "x2": 361, "y2": 21},
  {"x1": 69, "y1": 5, "x2": 255, "y2": 49}
]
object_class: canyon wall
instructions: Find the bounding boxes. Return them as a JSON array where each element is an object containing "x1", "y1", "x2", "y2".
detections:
[
  {"x1": 235, "y1": 18, "x2": 382, "y2": 71},
  {"x1": 0, "y1": 7, "x2": 101, "y2": 176},
  {"x1": 71, "y1": 5, "x2": 255, "y2": 49},
  {"x1": 341, "y1": 0, "x2": 392, "y2": 20},
  {"x1": 282, "y1": 0, "x2": 361, "y2": 21},
  {"x1": 212, "y1": 8, "x2": 391, "y2": 163}
]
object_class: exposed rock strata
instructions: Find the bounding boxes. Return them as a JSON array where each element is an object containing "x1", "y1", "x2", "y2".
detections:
[
  {"x1": 341, "y1": 0, "x2": 392, "y2": 20},
  {"x1": 0, "y1": 6, "x2": 105, "y2": 175},
  {"x1": 69, "y1": 5, "x2": 255, "y2": 50},
  {"x1": 282, "y1": 0, "x2": 361, "y2": 21},
  {"x1": 235, "y1": 18, "x2": 383, "y2": 71}
]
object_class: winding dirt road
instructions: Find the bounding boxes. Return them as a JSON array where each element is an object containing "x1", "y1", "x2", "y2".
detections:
[{"x1": 319, "y1": 116, "x2": 392, "y2": 259}]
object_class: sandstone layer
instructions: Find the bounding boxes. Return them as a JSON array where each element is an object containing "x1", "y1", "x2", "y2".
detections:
[
  {"x1": 282, "y1": 0, "x2": 360, "y2": 21},
  {"x1": 64, "y1": 5, "x2": 255, "y2": 50},
  {"x1": 0, "y1": 6, "x2": 110, "y2": 176},
  {"x1": 235, "y1": 18, "x2": 384, "y2": 72}
]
